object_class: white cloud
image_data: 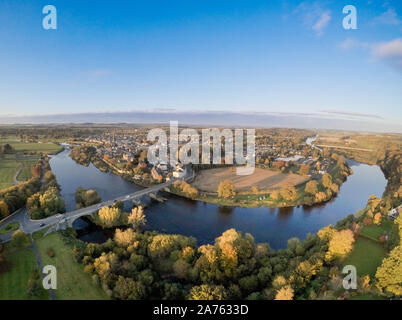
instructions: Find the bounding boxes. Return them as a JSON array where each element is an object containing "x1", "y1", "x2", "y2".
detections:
[
  {"x1": 338, "y1": 38, "x2": 369, "y2": 51},
  {"x1": 339, "y1": 38, "x2": 402, "y2": 71},
  {"x1": 312, "y1": 11, "x2": 331, "y2": 36},
  {"x1": 372, "y1": 38, "x2": 402, "y2": 69},
  {"x1": 373, "y1": 8, "x2": 401, "y2": 25},
  {"x1": 293, "y1": 2, "x2": 332, "y2": 36}
]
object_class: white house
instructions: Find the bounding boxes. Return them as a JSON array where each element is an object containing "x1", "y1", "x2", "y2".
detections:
[
  {"x1": 173, "y1": 167, "x2": 185, "y2": 178},
  {"x1": 388, "y1": 206, "x2": 401, "y2": 220}
]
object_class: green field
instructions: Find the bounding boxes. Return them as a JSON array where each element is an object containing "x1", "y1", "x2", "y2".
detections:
[
  {"x1": 35, "y1": 232, "x2": 108, "y2": 300},
  {"x1": 0, "y1": 155, "x2": 21, "y2": 189},
  {"x1": 342, "y1": 237, "x2": 387, "y2": 277},
  {"x1": 0, "y1": 222, "x2": 20, "y2": 235},
  {"x1": 0, "y1": 137, "x2": 62, "y2": 190},
  {"x1": 0, "y1": 246, "x2": 48, "y2": 300},
  {"x1": 0, "y1": 136, "x2": 63, "y2": 154},
  {"x1": 17, "y1": 157, "x2": 40, "y2": 181},
  {"x1": 360, "y1": 220, "x2": 394, "y2": 242}
]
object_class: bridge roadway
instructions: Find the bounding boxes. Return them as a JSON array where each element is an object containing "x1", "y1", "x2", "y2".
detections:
[{"x1": 0, "y1": 177, "x2": 185, "y2": 243}]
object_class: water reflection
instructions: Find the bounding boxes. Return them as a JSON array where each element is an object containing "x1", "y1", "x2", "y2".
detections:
[
  {"x1": 277, "y1": 207, "x2": 294, "y2": 219},
  {"x1": 218, "y1": 206, "x2": 235, "y2": 214}
]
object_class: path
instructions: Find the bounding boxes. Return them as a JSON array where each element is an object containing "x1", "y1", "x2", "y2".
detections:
[{"x1": 12, "y1": 164, "x2": 23, "y2": 185}]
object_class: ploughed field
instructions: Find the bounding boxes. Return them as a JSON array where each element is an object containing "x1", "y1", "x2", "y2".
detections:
[{"x1": 192, "y1": 167, "x2": 309, "y2": 193}]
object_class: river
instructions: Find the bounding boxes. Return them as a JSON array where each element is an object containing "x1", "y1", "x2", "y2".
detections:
[{"x1": 49, "y1": 146, "x2": 387, "y2": 250}]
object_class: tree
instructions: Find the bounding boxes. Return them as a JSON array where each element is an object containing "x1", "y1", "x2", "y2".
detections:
[
  {"x1": 114, "y1": 228, "x2": 136, "y2": 248},
  {"x1": 373, "y1": 212, "x2": 382, "y2": 225},
  {"x1": 321, "y1": 173, "x2": 332, "y2": 189},
  {"x1": 11, "y1": 230, "x2": 30, "y2": 248},
  {"x1": 299, "y1": 164, "x2": 310, "y2": 176},
  {"x1": 113, "y1": 275, "x2": 146, "y2": 300},
  {"x1": 96, "y1": 206, "x2": 123, "y2": 228},
  {"x1": 188, "y1": 284, "x2": 227, "y2": 300},
  {"x1": 305, "y1": 180, "x2": 318, "y2": 195},
  {"x1": 217, "y1": 180, "x2": 236, "y2": 199},
  {"x1": 314, "y1": 191, "x2": 328, "y2": 203},
  {"x1": 375, "y1": 245, "x2": 402, "y2": 296},
  {"x1": 3, "y1": 143, "x2": 13, "y2": 154},
  {"x1": 275, "y1": 285, "x2": 294, "y2": 300},
  {"x1": 0, "y1": 200, "x2": 9, "y2": 218},
  {"x1": 279, "y1": 184, "x2": 297, "y2": 202},
  {"x1": 39, "y1": 187, "x2": 65, "y2": 217},
  {"x1": 75, "y1": 187, "x2": 101, "y2": 208},
  {"x1": 128, "y1": 206, "x2": 146, "y2": 230},
  {"x1": 325, "y1": 229, "x2": 355, "y2": 262}
]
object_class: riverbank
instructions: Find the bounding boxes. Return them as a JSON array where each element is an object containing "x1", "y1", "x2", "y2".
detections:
[{"x1": 168, "y1": 162, "x2": 353, "y2": 209}]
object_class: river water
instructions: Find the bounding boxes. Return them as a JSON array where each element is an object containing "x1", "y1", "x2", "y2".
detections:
[{"x1": 49, "y1": 146, "x2": 387, "y2": 249}]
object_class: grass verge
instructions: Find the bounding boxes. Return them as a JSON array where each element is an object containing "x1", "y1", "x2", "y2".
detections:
[
  {"x1": 35, "y1": 231, "x2": 108, "y2": 300},
  {"x1": 0, "y1": 246, "x2": 48, "y2": 300},
  {"x1": 0, "y1": 222, "x2": 20, "y2": 235}
]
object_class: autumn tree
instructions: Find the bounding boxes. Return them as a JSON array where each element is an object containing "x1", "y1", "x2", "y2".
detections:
[
  {"x1": 188, "y1": 284, "x2": 227, "y2": 300},
  {"x1": 321, "y1": 173, "x2": 332, "y2": 189},
  {"x1": 375, "y1": 245, "x2": 402, "y2": 296},
  {"x1": 279, "y1": 184, "x2": 297, "y2": 202},
  {"x1": 95, "y1": 206, "x2": 123, "y2": 228},
  {"x1": 375, "y1": 216, "x2": 402, "y2": 296},
  {"x1": 114, "y1": 228, "x2": 136, "y2": 248},
  {"x1": 299, "y1": 164, "x2": 310, "y2": 176},
  {"x1": 373, "y1": 212, "x2": 382, "y2": 225},
  {"x1": 217, "y1": 180, "x2": 236, "y2": 199},
  {"x1": 128, "y1": 206, "x2": 146, "y2": 230},
  {"x1": 275, "y1": 285, "x2": 294, "y2": 300},
  {"x1": 325, "y1": 229, "x2": 355, "y2": 262},
  {"x1": 0, "y1": 200, "x2": 9, "y2": 218},
  {"x1": 305, "y1": 180, "x2": 318, "y2": 195}
]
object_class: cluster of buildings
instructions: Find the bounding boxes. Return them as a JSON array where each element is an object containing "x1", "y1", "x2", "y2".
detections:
[{"x1": 83, "y1": 132, "x2": 149, "y2": 164}]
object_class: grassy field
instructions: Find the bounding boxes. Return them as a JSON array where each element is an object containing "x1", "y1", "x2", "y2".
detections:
[
  {"x1": 0, "y1": 155, "x2": 21, "y2": 189},
  {"x1": 342, "y1": 237, "x2": 387, "y2": 278},
  {"x1": 192, "y1": 167, "x2": 309, "y2": 193},
  {"x1": 360, "y1": 220, "x2": 394, "y2": 242},
  {"x1": 0, "y1": 135, "x2": 63, "y2": 154},
  {"x1": 16, "y1": 157, "x2": 40, "y2": 181},
  {"x1": 0, "y1": 221, "x2": 20, "y2": 235},
  {"x1": 35, "y1": 232, "x2": 108, "y2": 300},
  {"x1": 0, "y1": 154, "x2": 39, "y2": 189},
  {"x1": 0, "y1": 246, "x2": 48, "y2": 300},
  {"x1": 9, "y1": 141, "x2": 62, "y2": 154}
]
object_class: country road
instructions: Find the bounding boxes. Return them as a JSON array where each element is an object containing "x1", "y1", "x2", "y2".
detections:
[{"x1": 12, "y1": 164, "x2": 23, "y2": 185}]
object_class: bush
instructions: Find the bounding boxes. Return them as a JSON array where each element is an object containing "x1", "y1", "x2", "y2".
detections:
[
  {"x1": 46, "y1": 248, "x2": 55, "y2": 258},
  {"x1": 11, "y1": 230, "x2": 30, "y2": 248}
]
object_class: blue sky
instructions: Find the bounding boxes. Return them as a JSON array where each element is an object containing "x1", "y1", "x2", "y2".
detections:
[{"x1": 0, "y1": 0, "x2": 401, "y2": 130}]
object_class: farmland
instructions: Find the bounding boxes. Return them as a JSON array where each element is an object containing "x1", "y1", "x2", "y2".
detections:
[{"x1": 192, "y1": 167, "x2": 309, "y2": 193}]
